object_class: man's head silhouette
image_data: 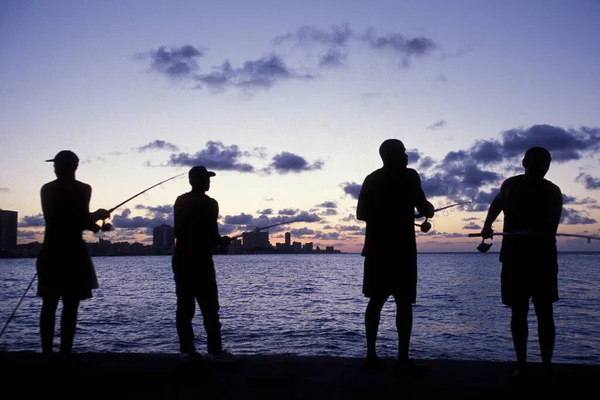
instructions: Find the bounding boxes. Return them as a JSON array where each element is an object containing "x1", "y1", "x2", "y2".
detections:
[
  {"x1": 379, "y1": 139, "x2": 408, "y2": 168},
  {"x1": 522, "y1": 147, "x2": 551, "y2": 181},
  {"x1": 46, "y1": 150, "x2": 79, "y2": 178},
  {"x1": 189, "y1": 166, "x2": 216, "y2": 192}
]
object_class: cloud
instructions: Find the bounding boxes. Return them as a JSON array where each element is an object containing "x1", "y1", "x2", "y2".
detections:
[
  {"x1": 109, "y1": 151, "x2": 128, "y2": 156},
  {"x1": 267, "y1": 152, "x2": 324, "y2": 174},
  {"x1": 278, "y1": 208, "x2": 299, "y2": 216},
  {"x1": 500, "y1": 125, "x2": 600, "y2": 162},
  {"x1": 168, "y1": 141, "x2": 255, "y2": 172},
  {"x1": 112, "y1": 208, "x2": 172, "y2": 230},
  {"x1": 0, "y1": 187, "x2": 9, "y2": 193},
  {"x1": 319, "y1": 209, "x2": 338, "y2": 216},
  {"x1": 462, "y1": 222, "x2": 482, "y2": 230},
  {"x1": 341, "y1": 213, "x2": 359, "y2": 222},
  {"x1": 319, "y1": 48, "x2": 348, "y2": 68},
  {"x1": 576, "y1": 173, "x2": 600, "y2": 190},
  {"x1": 218, "y1": 223, "x2": 237, "y2": 235},
  {"x1": 273, "y1": 24, "x2": 354, "y2": 47},
  {"x1": 406, "y1": 150, "x2": 421, "y2": 164},
  {"x1": 146, "y1": 45, "x2": 204, "y2": 79},
  {"x1": 257, "y1": 208, "x2": 273, "y2": 215},
  {"x1": 195, "y1": 55, "x2": 314, "y2": 92},
  {"x1": 362, "y1": 28, "x2": 437, "y2": 66},
  {"x1": 137, "y1": 140, "x2": 179, "y2": 152},
  {"x1": 290, "y1": 227, "x2": 315, "y2": 236},
  {"x1": 223, "y1": 213, "x2": 254, "y2": 225},
  {"x1": 315, "y1": 201, "x2": 337, "y2": 208},
  {"x1": 334, "y1": 225, "x2": 363, "y2": 232},
  {"x1": 19, "y1": 214, "x2": 45, "y2": 227},
  {"x1": 340, "y1": 182, "x2": 362, "y2": 200},
  {"x1": 426, "y1": 120, "x2": 446, "y2": 131},
  {"x1": 562, "y1": 194, "x2": 597, "y2": 205},
  {"x1": 418, "y1": 156, "x2": 435, "y2": 170},
  {"x1": 294, "y1": 211, "x2": 321, "y2": 223},
  {"x1": 17, "y1": 229, "x2": 41, "y2": 240},
  {"x1": 561, "y1": 208, "x2": 597, "y2": 225},
  {"x1": 135, "y1": 204, "x2": 174, "y2": 217}
]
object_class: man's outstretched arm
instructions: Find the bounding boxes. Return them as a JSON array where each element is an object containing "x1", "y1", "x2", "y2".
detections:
[{"x1": 481, "y1": 187, "x2": 504, "y2": 238}]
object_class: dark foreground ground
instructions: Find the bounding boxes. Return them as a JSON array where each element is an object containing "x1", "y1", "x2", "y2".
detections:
[{"x1": 1, "y1": 351, "x2": 599, "y2": 399}]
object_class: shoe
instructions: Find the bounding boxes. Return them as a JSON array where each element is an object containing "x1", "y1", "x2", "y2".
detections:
[
  {"x1": 364, "y1": 356, "x2": 384, "y2": 371},
  {"x1": 394, "y1": 359, "x2": 428, "y2": 375},
  {"x1": 511, "y1": 364, "x2": 528, "y2": 380},
  {"x1": 206, "y1": 349, "x2": 238, "y2": 363},
  {"x1": 180, "y1": 351, "x2": 204, "y2": 362}
]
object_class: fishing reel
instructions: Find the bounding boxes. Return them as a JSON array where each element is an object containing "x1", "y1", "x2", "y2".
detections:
[
  {"x1": 99, "y1": 219, "x2": 113, "y2": 232},
  {"x1": 414, "y1": 217, "x2": 432, "y2": 233},
  {"x1": 477, "y1": 238, "x2": 493, "y2": 253}
]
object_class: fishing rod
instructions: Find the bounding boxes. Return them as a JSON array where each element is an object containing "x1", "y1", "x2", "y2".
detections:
[
  {"x1": 468, "y1": 232, "x2": 600, "y2": 253},
  {"x1": 98, "y1": 172, "x2": 186, "y2": 231},
  {"x1": 415, "y1": 201, "x2": 472, "y2": 233},
  {"x1": 1, "y1": 173, "x2": 186, "y2": 340},
  {"x1": 230, "y1": 220, "x2": 301, "y2": 241}
]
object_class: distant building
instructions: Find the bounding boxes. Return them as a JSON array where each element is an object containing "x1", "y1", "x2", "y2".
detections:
[
  {"x1": 153, "y1": 224, "x2": 175, "y2": 248},
  {"x1": 285, "y1": 232, "x2": 291, "y2": 246},
  {"x1": 0, "y1": 209, "x2": 18, "y2": 251},
  {"x1": 242, "y1": 230, "x2": 270, "y2": 250},
  {"x1": 303, "y1": 242, "x2": 313, "y2": 253}
]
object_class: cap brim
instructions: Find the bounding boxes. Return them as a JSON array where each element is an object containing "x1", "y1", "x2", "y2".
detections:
[
  {"x1": 208, "y1": 171, "x2": 216, "y2": 177},
  {"x1": 45, "y1": 159, "x2": 55, "y2": 162}
]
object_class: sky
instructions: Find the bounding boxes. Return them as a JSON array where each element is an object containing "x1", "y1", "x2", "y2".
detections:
[{"x1": 1, "y1": 0, "x2": 600, "y2": 252}]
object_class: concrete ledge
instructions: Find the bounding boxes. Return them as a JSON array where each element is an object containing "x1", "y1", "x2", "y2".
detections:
[{"x1": 1, "y1": 351, "x2": 598, "y2": 399}]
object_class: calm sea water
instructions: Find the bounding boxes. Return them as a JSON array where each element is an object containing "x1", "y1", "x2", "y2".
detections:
[{"x1": 1, "y1": 253, "x2": 599, "y2": 364}]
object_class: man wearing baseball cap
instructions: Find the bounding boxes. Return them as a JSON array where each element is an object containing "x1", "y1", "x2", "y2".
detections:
[
  {"x1": 37, "y1": 150, "x2": 110, "y2": 361},
  {"x1": 172, "y1": 165, "x2": 235, "y2": 362}
]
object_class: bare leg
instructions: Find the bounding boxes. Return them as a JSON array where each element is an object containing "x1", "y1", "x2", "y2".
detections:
[
  {"x1": 534, "y1": 302, "x2": 555, "y2": 378},
  {"x1": 395, "y1": 300, "x2": 413, "y2": 362},
  {"x1": 60, "y1": 297, "x2": 80, "y2": 357},
  {"x1": 511, "y1": 301, "x2": 529, "y2": 374},
  {"x1": 40, "y1": 296, "x2": 60, "y2": 356},
  {"x1": 365, "y1": 296, "x2": 387, "y2": 360}
]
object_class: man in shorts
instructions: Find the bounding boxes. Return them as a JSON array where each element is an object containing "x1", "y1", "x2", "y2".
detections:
[
  {"x1": 37, "y1": 150, "x2": 110, "y2": 360},
  {"x1": 357, "y1": 139, "x2": 434, "y2": 372},
  {"x1": 480, "y1": 146, "x2": 563, "y2": 380}
]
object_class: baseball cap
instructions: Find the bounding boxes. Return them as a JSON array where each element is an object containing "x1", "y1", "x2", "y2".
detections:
[
  {"x1": 189, "y1": 165, "x2": 216, "y2": 180},
  {"x1": 45, "y1": 150, "x2": 79, "y2": 167}
]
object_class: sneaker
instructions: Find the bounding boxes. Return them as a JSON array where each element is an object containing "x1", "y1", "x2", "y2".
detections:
[
  {"x1": 364, "y1": 356, "x2": 384, "y2": 371},
  {"x1": 180, "y1": 351, "x2": 204, "y2": 362},
  {"x1": 394, "y1": 359, "x2": 428, "y2": 375},
  {"x1": 205, "y1": 349, "x2": 238, "y2": 363}
]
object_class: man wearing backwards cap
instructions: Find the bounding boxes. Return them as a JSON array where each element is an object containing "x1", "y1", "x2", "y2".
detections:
[
  {"x1": 37, "y1": 150, "x2": 110, "y2": 359},
  {"x1": 172, "y1": 165, "x2": 235, "y2": 362}
]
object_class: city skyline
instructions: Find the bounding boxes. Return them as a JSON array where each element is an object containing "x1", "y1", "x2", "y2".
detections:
[{"x1": 2, "y1": 1, "x2": 600, "y2": 253}]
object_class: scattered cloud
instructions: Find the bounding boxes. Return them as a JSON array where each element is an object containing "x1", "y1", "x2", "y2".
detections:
[
  {"x1": 112, "y1": 208, "x2": 172, "y2": 230},
  {"x1": 341, "y1": 213, "x2": 359, "y2": 222},
  {"x1": 273, "y1": 24, "x2": 354, "y2": 47},
  {"x1": 561, "y1": 208, "x2": 597, "y2": 225},
  {"x1": 576, "y1": 173, "x2": 600, "y2": 190},
  {"x1": 267, "y1": 152, "x2": 324, "y2": 174},
  {"x1": 562, "y1": 194, "x2": 597, "y2": 205},
  {"x1": 145, "y1": 45, "x2": 204, "y2": 79},
  {"x1": 223, "y1": 213, "x2": 254, "y2": 225},
  {"x1": 340, "y1": 182, "x2": 362, "y2": 200},
  {"x1": 137, "y1": 140, "x2": 179, "y2": 152},
  {"x1": 257, "y1": 208, "x2": 273, "y2": 215},
  {"x1": 462, "y1": 222, "x2": 482, "y2": 230},
  {"x1": 19, "y1": 214, "x2": 44, "y2": 227},
  {"x1": 278, "y1": 208, "x2": 299, "y2": 216},
  {"x1": 315, "y1": 201, "x2": 337, "y2": 208},
  {"x1": 319, "y1": 48, "x2": 348, "y2": 68},
  {"x1": 167, "y1": 141, "x2": 254, "y2": 172},
  {"x1": 290, "y1": 227, "x2": 315, "y2": 236},
  {"x1": 0, "y1": 187, "x2": 9, "y2": 193},
  {"x1": 426, "y1": 120, "x2": 446, "y2": 131}
]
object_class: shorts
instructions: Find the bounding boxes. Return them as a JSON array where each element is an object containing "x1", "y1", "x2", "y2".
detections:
[
  {"x1": 501, "y1": 261, "x2": 558, "y2": 306},
  {"x1": 362, "y1": 256, "x2": 417, "y2": 303}
]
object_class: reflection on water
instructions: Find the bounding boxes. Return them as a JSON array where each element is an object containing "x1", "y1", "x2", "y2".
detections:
[{"x1": 1, "y1": 253, "x2": 599, "y2": 364}]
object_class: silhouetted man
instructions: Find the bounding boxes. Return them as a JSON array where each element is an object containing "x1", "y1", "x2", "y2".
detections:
[
  {"x1": 172, "y1": 166, "x2": 235, "y2": 362},
  {"x1": 37, "y1": 150, "x2": 109, "y2": 360},
  {"x1": 479, "y1": 147, "x2": 562, "y2": 380},
  {"x1": 357, "y1": 139, "x2": 434, "y2": 372}
]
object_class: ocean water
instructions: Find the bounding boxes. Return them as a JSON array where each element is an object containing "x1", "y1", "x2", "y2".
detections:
[{"x1": 0, "y1": 253, "x2": 599, "y2": 364}]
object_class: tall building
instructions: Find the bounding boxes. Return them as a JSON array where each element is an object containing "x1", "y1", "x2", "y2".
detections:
[
  {"x1": 0, "y1": 209, "x2": 18, "y2": 251},
  {"x1": 285, "y1": 232, "x2": 291, "y2": 246},
  {"x1": 153, "y1": 224, "x2": 175, "y2": 248},
  {"x1": 242, "y1": 230, "x2": 270, "y2": 250}
]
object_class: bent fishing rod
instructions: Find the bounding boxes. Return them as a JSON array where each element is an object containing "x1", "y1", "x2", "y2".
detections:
[
  {"x1": 0, "y1": 173, "x2": 186, "y2": 340},
  {"x1": 414, "y1": 201, "x2": 472, "y2": 233},
  {"x1": 468, "y1": 232, "x2": 600, "y2": 253},
  {"x1": 230, "y1": 220, "x2": 301, "y2": 241}
]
